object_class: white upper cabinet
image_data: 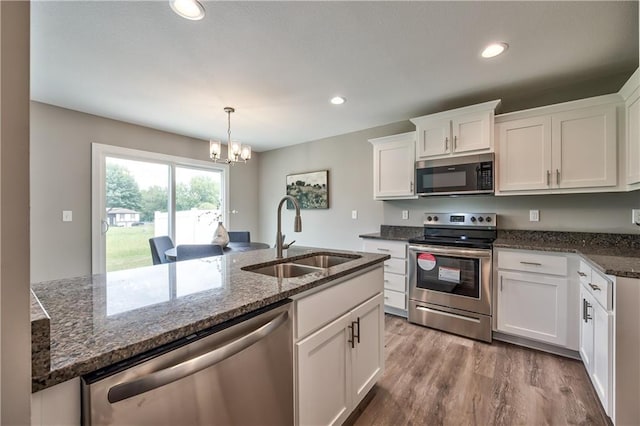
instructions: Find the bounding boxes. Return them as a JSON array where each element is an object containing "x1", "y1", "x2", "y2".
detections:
[
  {"x1": 370, "y1": 132, "x2": 417, "y2": 200},
  {"x1": 411, "y1": 100, "x2": 501, "y2": 160},
  {"x1": 497, "y1": 116, "x2": 552, "y2": 191},
  {"x1": 620, "y1": 68, "x2": 640, "y2": 188},
  {"x1": 551, "y1": 105, "x2": 617, "y2": 189},
  {"x1": 495, "y1": 96, "x2": 620, "y2": 195}
]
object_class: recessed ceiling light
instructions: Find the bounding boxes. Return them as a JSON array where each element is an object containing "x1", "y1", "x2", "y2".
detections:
[
  {"x1": 481, "y1": 42, "x2": 508, "y2": 59},
  {"x1": 330, "y1": 96, "x2": 346, "y2": 105},
  {"x1": 170, "y1": 0, "x2": 205, "y2": 21}
]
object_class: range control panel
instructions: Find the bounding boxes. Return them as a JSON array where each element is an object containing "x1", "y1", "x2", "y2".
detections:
[{"x1": 423, "y1": 212, "x2": 497, "y2": 227}]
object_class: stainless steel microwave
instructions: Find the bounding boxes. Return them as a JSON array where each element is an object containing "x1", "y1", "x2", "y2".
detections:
[{"x1": 415, "y1": 153, "x2": 494, "y2": 196}]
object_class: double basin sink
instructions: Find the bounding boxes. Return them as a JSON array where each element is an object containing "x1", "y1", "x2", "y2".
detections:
[{"x1": 242, "y1": 252, "x2": 361, "y2": 278}]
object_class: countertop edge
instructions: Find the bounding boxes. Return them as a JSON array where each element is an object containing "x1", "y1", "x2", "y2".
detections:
[{"x1": 31, "y1": 255, "x2": 388, "y2": 392}]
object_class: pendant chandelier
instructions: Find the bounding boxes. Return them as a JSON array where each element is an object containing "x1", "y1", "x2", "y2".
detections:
[{"x1": 209, "y1": 107, "x2": 251, "y2": 164}]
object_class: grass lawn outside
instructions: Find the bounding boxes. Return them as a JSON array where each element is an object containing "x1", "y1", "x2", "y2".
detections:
[{"x1": 106, "y1": 223, "x2": 155, "y2": 272}]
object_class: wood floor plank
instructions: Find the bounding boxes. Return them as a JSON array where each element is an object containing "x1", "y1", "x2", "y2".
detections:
[{"x1": 352, "y1": 315, "x2": 609, "y2": 426}]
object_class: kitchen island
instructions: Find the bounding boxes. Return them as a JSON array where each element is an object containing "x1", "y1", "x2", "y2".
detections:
[{"x1": 30, "y1": 246, "x2": 389, "y2": 394}]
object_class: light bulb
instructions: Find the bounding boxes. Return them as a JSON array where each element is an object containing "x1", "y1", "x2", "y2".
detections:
[
  {"x1": 209, "y1": 140, "x2": 221, "y2": 160},
  {"x1": 241, "y1": 145, "x2": 252, "y2": 161},
  {"x1": 170, "y1": 0, "x2": 205, "y2": 21}
]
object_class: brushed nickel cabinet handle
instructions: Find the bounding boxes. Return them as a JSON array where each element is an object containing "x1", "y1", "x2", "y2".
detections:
[
  {"x1": 588, "y1": 283, "x2": 601, "y2": 291},
  {"x1": 453, "y1": 135, "x2": 457, "y2": 150},
  {"x1": 577, "y1": 271, "x2": 587, "y2": 277},
  {"x1": 547, "y1": 170, "x2": 550, "y2": 186},
  {"x1": 410, "y1": 181, "x2": 414, "y2": 191},
  {"x1": 556, "y1": 169, "x2": 560, "y2": 184},
  {"x1": 353, "y1": 318, "x2": 361, "y2": 344},
  {"x1": 348, "y1": 323, "x2": 355, "y2": 349},
  {"x1": 445, "y1": 137, "x2": 449, "y2": 151},
  {"x1": 520, "y1": 261, "x2": 542, "y2": 266},
  {"x1": 582, "y1": 298, "x2": 587, "y2": 322},
  {"x1": 500, "y1": 275, "x2": 503, "y2": 292}
]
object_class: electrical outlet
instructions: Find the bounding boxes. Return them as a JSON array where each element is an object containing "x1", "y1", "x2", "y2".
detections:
[
  {"x1": 632, "y1": 209, "x2": 640, "y2": 225},
  {"x1": 529, "y1": 210, "x2": 539, "y2": 222},
  {"x1": 351, "y1": 210, "x2": 358, "y2": 220},
  {"x1": 402, "y1": 210, "x2": 409, "y2": 220},
  {"x1": 62, "y1": 210, "x2": 73, "y2": 222}
]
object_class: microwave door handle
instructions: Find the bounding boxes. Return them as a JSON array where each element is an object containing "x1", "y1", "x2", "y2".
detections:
[{"x1": 106, "y1": 311, "x2": 289, "y2": 404}]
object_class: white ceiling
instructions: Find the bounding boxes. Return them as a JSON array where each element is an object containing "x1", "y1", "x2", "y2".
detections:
[{"x1": 31, "y1": 1, "x2": 638, "y2": 152}]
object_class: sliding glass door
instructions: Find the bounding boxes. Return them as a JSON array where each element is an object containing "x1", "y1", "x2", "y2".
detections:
[{"x1": 92, "y1": 144, "x2": 228, "y2": 273}]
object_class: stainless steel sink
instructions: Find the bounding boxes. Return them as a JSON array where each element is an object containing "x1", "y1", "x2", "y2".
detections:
[
  {"x1": 291, "y1": 254, "x2": 359, "y2": 268},
  {"x1": 242, "y1": 252, "x2": 361, "y2": 278},
  {"x1": 244, "y1": 263, "x2": 322, "y2": 278}
]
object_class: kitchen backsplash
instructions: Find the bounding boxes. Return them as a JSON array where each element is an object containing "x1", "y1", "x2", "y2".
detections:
[{"x1": 383, "y1": 191, "x2": 640, "y2": 234}]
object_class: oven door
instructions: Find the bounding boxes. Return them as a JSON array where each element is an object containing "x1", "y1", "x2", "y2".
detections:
[{"x1": 408, "y1": 244, "x2": 492, "y2": 315}]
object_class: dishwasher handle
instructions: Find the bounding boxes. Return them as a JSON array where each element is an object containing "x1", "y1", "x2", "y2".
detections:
[{"x1": 107, "y1": 310, "x2": 289, "y2": 404}]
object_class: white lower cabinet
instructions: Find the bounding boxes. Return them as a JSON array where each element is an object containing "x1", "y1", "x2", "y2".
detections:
[
  {"x1": 497, "y1": 270, "x2": 568, "y2": 347},
  {"x1": 31, "y1": 378, "x2": 80, "y2": 426},
  {"x1": 362, "y1": 239, "x2": 408, "y2": 316},
  {"x1": 579, "y1": 264, "x2": 614, "y2": 417},
  {"x1": 296, "y1": 290, "x2": 384, "y2": 426},
  {"x1": 297, "y1": 311, "x2": 352, "y2": 426}
]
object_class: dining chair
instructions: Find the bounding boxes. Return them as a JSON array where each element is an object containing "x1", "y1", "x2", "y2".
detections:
[
  {"x1": 149, "y1": 236, "x2": 175, "y2": 265},
  {"x1": 176, "y1": 244, "x2": 224, "y2": 261},
  {"x1": 228, "y1": 231, "x2": 251, "y2": 243}
]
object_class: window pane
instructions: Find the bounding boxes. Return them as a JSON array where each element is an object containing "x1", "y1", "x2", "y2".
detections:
[
  {"x1": 106, "y1": 157, "x2": 169, "y2": 271},
  {"x1": 175, "y1": 167, "x2": 223, "y2": 245}
]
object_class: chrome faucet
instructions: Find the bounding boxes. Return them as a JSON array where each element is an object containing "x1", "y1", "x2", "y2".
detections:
[{"x1": 276, "y1": 195, "x2": 302, "y2": 258}]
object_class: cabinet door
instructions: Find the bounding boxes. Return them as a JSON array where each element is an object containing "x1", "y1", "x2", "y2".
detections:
[
  {"x1": 351, "y1": 294, "x2": 384, "y2": 407},
  {"x1": 551, "y1": 105, "x2": 617, "y2": 189},
  {"x1": 416, "y1": 119, "x2": 451, "y2": 158},
  {"x1": 627, "y1": 91, "x2": 640, "y2": 185},
  {"x1": 496, "y1": 116, "x2": 552, "y2": 191},
  {"x1": 579, "y1": 286, "x2": 594, "y2": 372},
  {"x1": 452, "y1": 111, "x2": 492, "y2": 153},
  {"x1": 372, "y1": 137, "x2": 415, "y2": 199},
  {"x1": 296, "y1": 312, "x2": 352, "y2": 426},
  {"x1": 591, "y1": 300, "x2": 613, "y2": 414},
  {"x1": 497, "y1": 271, "x2": 568, "y2": 346}
]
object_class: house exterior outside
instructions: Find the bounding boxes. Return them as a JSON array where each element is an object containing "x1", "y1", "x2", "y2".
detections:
[{"x1": 106, "y1": 208, "x2": 140, "y2": 227}]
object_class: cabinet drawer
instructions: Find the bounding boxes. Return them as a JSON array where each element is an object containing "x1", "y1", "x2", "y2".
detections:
[
  {"x1": 363, "y1": 239, "x2": 407, "y2": 259},
  {"x1": 384, "y1": 258, "x2": 406, "y2": 275},
  {"x1": 585, "y1": 268, "x2": 613, "y2": 311},
  {"x1": 383, "y1": 289, "x2": 406, "y2": 310},
  {"x1": 384, "y1": 273, "x2": 405, "y2": 292},
  {"x1": 498, "y1": 250, "x2": 568, "y2": 276},
  {"x1": 295, "y1": 268, "x2": 383, "y2": 340},
  {"x1": 577, "y1": 260, "x2": 592, "y2": 283}
]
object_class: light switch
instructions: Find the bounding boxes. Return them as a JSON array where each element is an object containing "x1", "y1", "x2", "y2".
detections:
[
  {"x1": 62, "y1": 210, "x2": 73, "y2": 222},
  {"x1": 529, "y1": 210, "x2": 539, "y2": 222},
  {"x1": 402, "y1": 210, "x2": 409, "y2": 220},
  {"x1": 351, "y1": 210, "x2": 358, "y2": 220}
]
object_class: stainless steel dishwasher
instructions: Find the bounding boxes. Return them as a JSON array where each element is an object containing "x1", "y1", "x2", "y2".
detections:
[{"x1": 82, "y1": 301, "x2": 293, "y2": 425}]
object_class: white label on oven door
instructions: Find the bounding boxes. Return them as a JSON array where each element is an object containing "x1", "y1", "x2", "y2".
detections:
[
  {"x1": 438, "y1": 266, "x2": 460, "y2": 283},
  {"x1": 417, "y1": 253, "x2": 436, "y2": 271}
]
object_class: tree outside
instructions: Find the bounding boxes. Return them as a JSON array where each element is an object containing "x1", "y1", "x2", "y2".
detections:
[{"x1": 105, "y1": 159, "x2": 222, "y2": 272}]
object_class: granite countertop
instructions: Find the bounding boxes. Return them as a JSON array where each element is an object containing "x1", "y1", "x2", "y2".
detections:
[
  {"x1": 30, "y1": 246, "x2": 388, "y2": 392},
  {"x1": 360, "y1": 225, "x2": 640, "y2": 279},
  {"x1": 494, "y1": 230, "x2": 640, "y2": 279}
]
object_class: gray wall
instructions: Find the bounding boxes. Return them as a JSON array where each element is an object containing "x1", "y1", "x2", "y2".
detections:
[
  {"x1": 30, "y1": 102, "x2": 260, "y2": 282},
  {"x1": 258, "y1": 121, "x2": 415, "y2": 250},
  {"x1": 259, "y1": 123, "x2": 640, "y2": 251},
  {"x1": 1, "y1": 1, "x2": 31, "y2": 423},
  {"x1": 383, "y1": 192, "x2": 640, "y2": 234}
]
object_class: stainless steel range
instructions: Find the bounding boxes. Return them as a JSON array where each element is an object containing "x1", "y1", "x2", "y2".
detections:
[{"x1": 408, "y1": 212, "x2": 496, "y2": 342}]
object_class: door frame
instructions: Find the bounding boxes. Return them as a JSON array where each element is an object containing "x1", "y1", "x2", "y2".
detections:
[{"x1": 91, "y1": 143, "x2": 229, "y2": 274}]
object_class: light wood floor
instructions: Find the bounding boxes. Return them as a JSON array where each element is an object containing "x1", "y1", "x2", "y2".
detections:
[{"x1": 352, "y1": 315, "x2": 610, "y2": 426}]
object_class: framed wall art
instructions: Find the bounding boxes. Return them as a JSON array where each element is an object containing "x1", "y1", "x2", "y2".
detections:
[{"x1": 286, "y1": 170, "x2": 329, "y2": 209}]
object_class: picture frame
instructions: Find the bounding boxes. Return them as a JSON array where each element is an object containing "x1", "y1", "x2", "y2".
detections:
[{"x1": 286, "y1": 170, "x2": 329, "y2": 209}]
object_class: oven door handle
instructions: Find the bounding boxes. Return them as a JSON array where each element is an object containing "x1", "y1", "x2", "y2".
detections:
[{"x1": 409, "y1": 245, "x2": 491, "y2": 259}]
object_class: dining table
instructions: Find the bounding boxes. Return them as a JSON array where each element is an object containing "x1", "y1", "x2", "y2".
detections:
[{"x1": 164, "y1": 241, "x2": 270, "y2": 262}]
